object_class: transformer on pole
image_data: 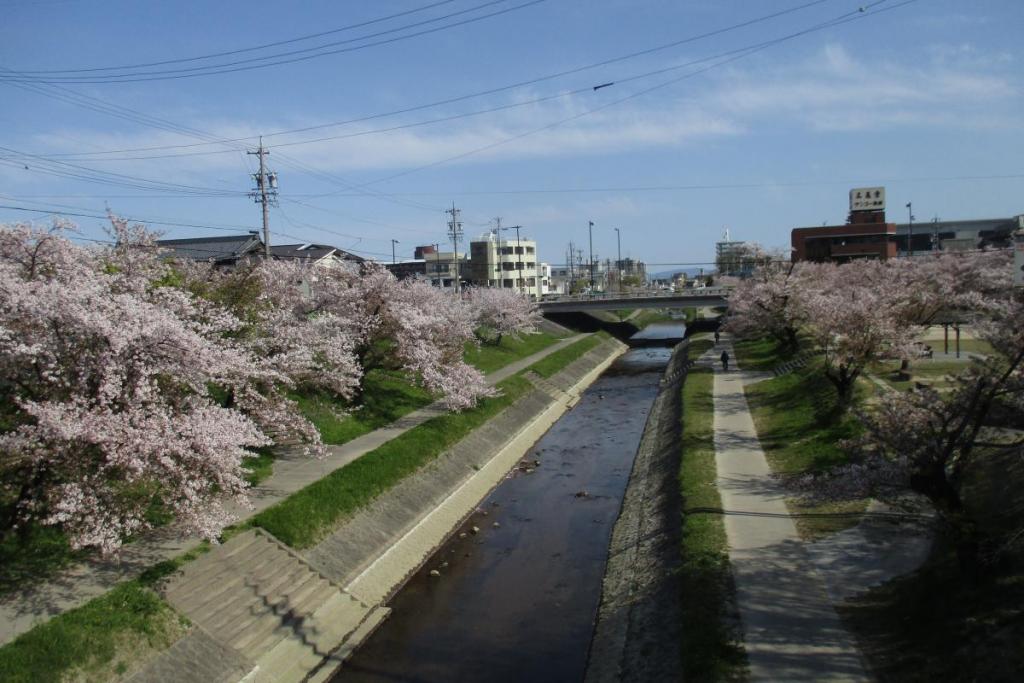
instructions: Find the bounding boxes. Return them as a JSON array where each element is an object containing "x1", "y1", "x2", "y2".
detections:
[{"x1": 248, "y1": 137, "x2": 278, "y2": 258}]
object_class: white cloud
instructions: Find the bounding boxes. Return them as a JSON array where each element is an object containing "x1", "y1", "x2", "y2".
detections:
[
  {"x1": 17, "y1": 41, "x2": 1021, "y2": 186},
  {"x1": 704, "y1": 43, "x2": 1020, "y2": 132}
]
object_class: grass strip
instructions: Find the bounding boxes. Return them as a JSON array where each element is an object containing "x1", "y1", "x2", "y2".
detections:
[
  {"x1": 0, "y1": 525, "x2": 86, "y2": 597},
  {"x1": 463, "y1": 332, "x2": 560, "y2": 374},
  {"x1": 688, "y1": 337, "x2": 715, "y2": 360},
  {"x1": 738, "y1": 337, "x2": 868, "y2": 539},
  {"x1": 732, "y1": 335, "x2": 801, "y2": 372},
  {"x1": 0, "y1": 545, "x2": 206, "y2": 683},
  {"x1": 252, "y1": 375, "x2": 533, "y2": 549},
  {"x1": 679, "y1": 366, "x2": 746, "y2": 680},
  {"x1": 293, "y1": 369, "x2": 434, "y2": 446},
  {"x1": 841, "y1": 542, "x2": 1024, "y2": 681},
  {"x1": 526, "y1": 332, "x2": 605, "y2": 378}
]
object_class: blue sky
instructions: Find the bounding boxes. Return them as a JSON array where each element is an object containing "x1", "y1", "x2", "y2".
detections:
[{"x1": 1, "y1": 0, "x2": 1021, "y2": 267}]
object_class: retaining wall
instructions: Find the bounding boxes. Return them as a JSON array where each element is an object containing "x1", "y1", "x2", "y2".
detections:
[
  {"x1": 305, "y1": 336, "x2": 628, "y2": 677},
  {"x1": 584, "y1": 339, "x2": 690, "y2": 682}
]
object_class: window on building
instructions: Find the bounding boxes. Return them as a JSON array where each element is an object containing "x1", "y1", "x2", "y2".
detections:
[
  {"x1": 526, "y1": 246, "x2": 535, "y2": 254},
  {"x1": 503, "y1": 279, "x2": 514, "y2": 288}
]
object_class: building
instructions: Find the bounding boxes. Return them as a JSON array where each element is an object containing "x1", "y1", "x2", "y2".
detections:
[
  {"x1": 414, "y1": 245, "x2": 468, "y2": 290},
  {"x1": 467, "y1": 231, "x2": 542, "y2": 298},
  {"x1": 156, "y1": 233, "x2": 364, "y2": 268},
  {"x1": 614, "y1": 257, "x2": 647, "y2": 283},
  {"x1": 269, "y1": 243, "x2": 364, "y2": 270},
  {"x1": 893, "y1": 216, "x2": 1021, "y2": 254},
  {"x1": 384, "y1": 259, "x2": 427, "y2": 281},
  {"x1": 715, "y1": 229, "x2": 773, "y2": 276},
  {"x1": 791, "y1": 220, "x2": 898, "y2": 262},
  {"x1": 792, "y1": 187, "x2": 1022, "y2": 262},
  {"x1": 156, "y1": 233, "x2": 265, "y2": 266}
]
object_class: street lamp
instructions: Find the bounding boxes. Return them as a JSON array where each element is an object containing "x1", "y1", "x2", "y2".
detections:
[
  {"x1": 433, "y1": 242, "x2": 440, "y2": 288},
  {"x1": 614, "y1": 227, "x2": 622, "y2": 294},
  {"x1": 391, "y1": 239, "x2": 399, "y2": 265},
  {"x1": 905, "y1": 202, "x2": 914, "y2": 257},
  {"x1": 588, "y1": 220, "x2": 595, "y2": 292},
  {"x1": 495, "y1": 223, "x2": 526, "y2": 296}
]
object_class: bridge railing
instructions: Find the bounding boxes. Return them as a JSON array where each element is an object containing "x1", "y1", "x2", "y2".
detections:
[{"x1": 540, "y1": 287, "x2": 731, "y2": 304}]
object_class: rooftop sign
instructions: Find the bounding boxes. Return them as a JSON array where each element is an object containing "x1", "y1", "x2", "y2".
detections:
[{"x1": 850, "y1": 186, "x2": 885, "y2": 212}]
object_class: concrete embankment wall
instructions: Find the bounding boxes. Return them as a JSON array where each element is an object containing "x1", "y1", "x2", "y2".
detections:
[
  {"x1": 303, "y1": 336, "x2": 627, "y2": 667},
  {"x1": 584, "y1": 339, "x2": 690, "y2": 683}
]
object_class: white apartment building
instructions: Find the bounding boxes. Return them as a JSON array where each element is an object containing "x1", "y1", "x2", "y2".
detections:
[{"x1": 468, "y1": 232, "x2": 541, "y2": 298}]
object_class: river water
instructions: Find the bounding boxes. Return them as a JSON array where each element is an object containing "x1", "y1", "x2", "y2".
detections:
[{"x1": 335, "y1": 343, "x2": 678, "y2": 683}]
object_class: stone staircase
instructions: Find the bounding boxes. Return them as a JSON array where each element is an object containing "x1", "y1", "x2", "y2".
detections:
[
  {"x1": 159, "y1": 529, "x2": 388, "y2": 682},
  {"x1": 772, "y1": 350, "x2": 818, "y2": 377}
]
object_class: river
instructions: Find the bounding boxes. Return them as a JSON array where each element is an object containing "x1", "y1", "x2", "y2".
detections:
[{"x1": 335, "y1": 340, "x2": 680, "y2": 682}]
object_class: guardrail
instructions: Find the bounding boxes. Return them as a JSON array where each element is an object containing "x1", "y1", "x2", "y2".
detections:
[{"x1": 540, "y1": 287, "x2": 731, "y2": 304}]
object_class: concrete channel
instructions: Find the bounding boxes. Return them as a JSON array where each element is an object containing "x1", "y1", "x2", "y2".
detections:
[{"x1": 331, "y1": 326, "x2": 690, "y2": 682}]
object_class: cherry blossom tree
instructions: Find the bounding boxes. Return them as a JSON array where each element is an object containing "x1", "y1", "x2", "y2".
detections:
[
  {"x1": 467, "y1": 286, "x2": 541, "y2": 345},
  {"x1": 0, "y1": 222, "x2": 275, "y2": 553},
  {"x1": 795, "y1": 260, "x2": 920, "y2": 407},
  {"x1": 806, "y1": 290, "x2": 1023, "y2": 574},
  {"x1": 723, "y1": 259, "x2": 808, "y2": 349},
  {"x1": 294, "y1": 264, "x2": 494, "y2": 410}
]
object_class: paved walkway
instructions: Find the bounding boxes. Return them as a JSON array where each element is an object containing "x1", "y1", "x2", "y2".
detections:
[
  {"x1": 711, "y1": 338, "x2": 869, "y2": 681},
  {"x1": 0, "y1": 333, "x2": 587, "y2": 646}
]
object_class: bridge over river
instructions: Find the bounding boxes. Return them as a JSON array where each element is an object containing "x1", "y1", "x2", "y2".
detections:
[{"x1": 538, "y1": 287, "x2": 729, "y2": 313}]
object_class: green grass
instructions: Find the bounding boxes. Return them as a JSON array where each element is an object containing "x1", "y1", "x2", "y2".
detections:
[
  {"x1": 687, "y1": 336, "x2": 715, "y2": 360},
  {"x1": 463, "y1": 332, "x2": 560, "y2": 374},
  {"x1": 525, "y1": 332, "x2": 605, "y2": 378},
  {"x1": 841, "y1": 542, "x2": 1024, "y2": 682},
  {"x1": 919, "y1": 337, "x2": 994, "y2": 357},
  {"x1": 631, "y1": 309, "x2": 674, "y2": 328},
  {"x1": 242, "y1": 446, "x2": 277, "y2": 485},
  {"x1": 870, "y1": 359, "x2": 973, "y2": 392},
  {"x1": 0, "y1": 525, "x2": 87, "y2": 596},
  {"x1": 732, "y1": 336, "x2": 801, "y2": 372},
  {"x1": 252, "y1": 375, "x2": 533, "y2": 548},
  {"x1": 741, "y1": 339, "x2": 869, "y2": 539},
  {"x1": 293, "y1": 369, "x2": 434, "y2": 446},
  {"x1": 744, "y1": 364, "x2": 862, "y2": 476},
  {"x1": 679, "y1": 366, "x2": 747, "y2": 680},
  {"x1": 0, "y1": 576, "x2": 188, "y2": 683}
]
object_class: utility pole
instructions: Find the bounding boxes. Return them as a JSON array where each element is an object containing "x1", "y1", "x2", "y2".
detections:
[
  {"x1": 614, "y1": 227, "x2": 621, "y2": 294},
  {"x1": 391, "y1": 239, "x2": 399, "y2": 264},
  {"x1": 247, "y1": 137, "x2": 277, "y2": 258},
  {"x1": 446, "y1": 202, "x2": 463, "y2": 295},
  {"x1": 588, "y1": 220, "x2": 595, "y2": 292}
]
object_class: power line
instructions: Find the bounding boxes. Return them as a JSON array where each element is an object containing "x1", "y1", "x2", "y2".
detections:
[
  {"x1": 0, "y1": 145, "x2": 247, "y2": 196},
  {"x1": 344, "y1": 0, "x2": 915, "y2": 193},
  {"x1": 311, "y1": 173, "x2": 1024, "y2": 197},
  {"x1": 0, "y1": 202, "x2": 400, "y2": 259},
  {"x1": 0, "y1": 0, "x2": 546, "y2": 83},
  {"x1": 10, "y1": 0, "x2": 458, "y2": 74},
  {"x1": 29, "y1": 0, "x2": 842, "y2": 159}
]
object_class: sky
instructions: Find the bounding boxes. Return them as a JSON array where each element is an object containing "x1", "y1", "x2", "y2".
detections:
[{"x1": 1, "y1": 0, "x2": 1022, "y2": 268}]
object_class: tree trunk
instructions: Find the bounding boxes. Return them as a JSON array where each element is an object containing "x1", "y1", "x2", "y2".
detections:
[{"x1": 910, "y1": 466, "x2": 984, "y2": 583}]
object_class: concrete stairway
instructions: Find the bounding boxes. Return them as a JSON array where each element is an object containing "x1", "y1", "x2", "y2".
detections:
[
  {"x1": 161, "y1": 529, "x2": 388, "y2": 682},
  {"x1": 772, "y1": 350, "x2": 818, "y2": 377}
]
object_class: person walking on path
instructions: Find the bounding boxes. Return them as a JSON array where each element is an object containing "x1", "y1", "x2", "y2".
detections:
[
  {"x1": 720, "y1": 350, "x2": 729, "y2": 371},
  {"x1": 714, "y1": 329, "x2": 720, "y2": 345}
]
